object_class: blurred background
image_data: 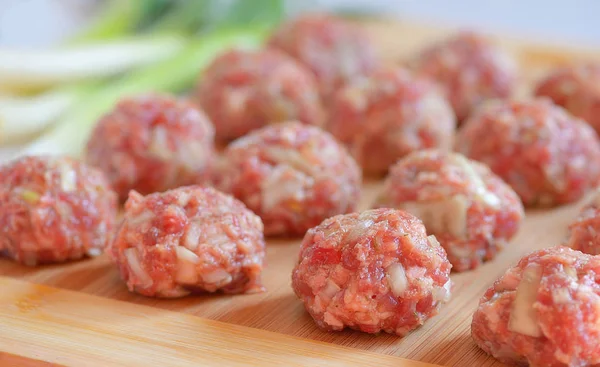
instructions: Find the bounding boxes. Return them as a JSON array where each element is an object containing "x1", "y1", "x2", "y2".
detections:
[
  {"x1": 1, "y1": 0, "x2": 599, "y2": 48},
  {"x1": 0, "y1": 0, "x2": 597, "y2": 162}
]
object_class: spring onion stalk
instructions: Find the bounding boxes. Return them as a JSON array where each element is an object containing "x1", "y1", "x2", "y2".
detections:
[
  {"x1": 0, "y1": 0, "x2": 190, "y2": 139},
  {"x1": 0, "y1": 35, "x2": 186, "y2": 92},
  {"x1": 0, "y1": 84, "x2": 95, "y2": 144},
  {"x1": 17, "y1": 26, "x2": 270, "y2": 159},
  {"x1": 67, "y1": 0, "x2": 146, "y2": 44}
]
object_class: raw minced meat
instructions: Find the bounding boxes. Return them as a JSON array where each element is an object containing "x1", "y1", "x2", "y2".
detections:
[
  {"x1": 0, "y1": 155, "x2": 117, "y2": 266},
  {"x1": 326, "y1": 67, "x2": 456, "y2": 175},
  {"x1": 375, "y1": 150, "x2": 524, "y2": 272},
  {"x1": 292, "y1": 208, "x2": 452, "y2": 336},
  {"x1": 108, "y1": 186, "x2": 265, "y2": 298},
  {"x1": 269, "y1": 13, "x2": 378, "y2": 100},
  {"x1": 456, "y1": 98, "x2": 600, "y2": 207},
  {"x1": 410, "y1": 31, "x2": 517, "y2": 122},
  {"x1": 565, "y1": 188, "x2": 600, "y2": 255},
  {"x1": 215, "y1": 121, "x2": 361, "y2": 237},
  {"x1": 86, "y1": 93, "x2": 215, "y2": 200},
  {"x1": 472, "y1": 246, "x2": 600, "y2": 367},
  {"x1": 194, "y1": 48, "x2": 324, "y2": 141},
  {"x1": 535, "y1": 63, "x2": 600, "y2": 135}
]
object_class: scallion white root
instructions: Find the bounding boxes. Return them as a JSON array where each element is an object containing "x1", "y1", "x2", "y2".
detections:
[
  {"x1": 0, "y1": 87, "x2": 83, "y2": 144},
  {"x1": 0, "y1": 35, "x2": 186, "y2": 92},
  {"x1": 16, "y1": 27, "x2": 269, "y2": 159}
]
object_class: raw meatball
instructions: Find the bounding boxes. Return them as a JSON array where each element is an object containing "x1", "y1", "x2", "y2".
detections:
[
  {"x1": 471, "y1": 246, "x2": 600, "y2": 367},
  {"x1": 326, "y1": 67, "x2": 456, "y2": 175},
  {"x1": 108, "y1": 186, "x2": 265, "y2": 298},
  {"x1": 0, "y1": 156, "x2": 117, "y2": 266},
  {"x1": 195, "y1": 49, "x2": 324, "y2": 141},
  {"x1": 456, "y1": 98, "x2": 600, "y2": 206},
  {"x1": 411, "y1": 31, "x2": 517, "y2": 122},
  {"x1": 292, "y1": 208, "x2": 452, "y2": 336},
  {"x1": 565, "y1": 188, "x2": 600, "y2": 255},
  {"x1": 215, "y1": 122, "x2": 361, "y2": 237},
  {"x1": 86, "y1": 93, "x2": 215, "y2": 200},
  {"x1": 535, "y1": 63, "x2": 600, "y2": 134},
  {"x1": 375, "y1": 150, "x2": 524, "y2": 272},
  {"x1": 269, "y1": 13, "x2": 378, "y2": 100}
]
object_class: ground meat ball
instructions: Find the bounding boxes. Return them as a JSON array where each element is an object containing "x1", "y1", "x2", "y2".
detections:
[
  {"x1": 0, "y1": 156, "x2": 117, "y2": 266},
  {"x1": 215, "y1": 122, "x2": 361, "y2": 237},
  {"x1": 471, "y1": 246, "x2": 600, "y2": 367},
  {"x1": 456, "y1": 98, "x2": 600, "y2": 207},
  {"x1": 195, "y1": 49, "x2": 324, "y2": 141},
  {"x1": 375, "y1": 150, "x2": 524, "y2": 272},
  {"x1": 269, "y1": 13, "x2": 378, "y2": 100},
  {"x1": 86, "y1": 93, "x2": 215, "y2": 201},
  {"x1": 565, "y1": 189, "x2": 600, "y2": 255},
  {"x1": 326, "y1": 68, "x2": 456, "y2": 175},
  {"x1": 108, "y1": 186, "x2": 265, "y2": 298},
  {"x1": 292, "y1": 208, "x2": 452, "y2": 336},
  {"x1": 535, "y1": 63, "x2": 600, "y2": 135},
  {"x1": 411, "y1": 31, "x2": 517, "y2": 122}
]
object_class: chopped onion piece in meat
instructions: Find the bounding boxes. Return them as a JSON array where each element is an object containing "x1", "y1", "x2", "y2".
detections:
[
  {"x1": 387, "y1": 263, "x2": 408, "y2": 297},
  {"x1": 432, "y1": 279, "x2": 452, "y2": 302},
  {"x1": 20, "y1": 189, "x2": 40, "y2": 204},
  {"x1": 201, "y1": 268, "x2": 232, "y2": 285},
  {"x1": 86, "y1": 247, "x2": 103, "y2": 257},
  {"x1": 264, "y1": 146, "x2": 319, "y2": 176},
  {"x1": 427, "y1": 234, "x2": 441, "y2": 248},
  {"x1": 321, "y1": 279, "x2": 341, "y2": 299},
  {"x1": 400, "y1": 195, "x2": 469, "y2": 238},
  {"x1": 127, "y1": 210, "x2": 155, "y2": 227},
  {"x1": 448, "y1": 154, "x2": 500, "y2": 208},
  {"x1": 345, "y1": 219, "x2": 374, "y2": 242},
  {"x1": 551, "y1": 288, "x2": 572, "y2": 304},
  {"x1": 563, "y1": 266, "x2": 578, "y2": 279},
  {"x1": 175, "y1": 246, "x2": 199, "y2": 264},
  {"x1": 177, "y1": 191, "x2": 192, "y2": 207},
  {"x1": 508, "y1": 264, "x2": 543, "y2": 337},
  {"x1": 148, "y1": 126, "x2": 174, "y2": 160},
  {"x1": 124, "y1": 248, "x2": 153, "y2": 288},
  {"x1": 183, "y1": 222, "x2": 202, "y2": 250},
  {"x1": 175, "y1": 246, "x2": 199, "y2": 284},
  {"x1": 261, "y1": 166, "x2": 310, "y2": 210},
  {"x1": 58, "y1": 163, "x2": 77, "y2": 191}
]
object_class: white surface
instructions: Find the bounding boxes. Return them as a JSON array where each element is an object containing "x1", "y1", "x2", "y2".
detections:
[
  {"x1": 0, "y1": 0, "x2": 598, "y2": 47},
  {"x1": 0, "y1": 0, "x2": 92, "y2": 47},
  {"x1": 339, "y1": 0, "x2": 600, "y2": 47}
]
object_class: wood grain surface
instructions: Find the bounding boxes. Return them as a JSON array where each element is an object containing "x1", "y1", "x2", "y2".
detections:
[
  {"x1": 0, "y1": 277, "x2": 436, "y2": 367},
  {"x1": 1, "y1": 20, "x2": 600, "y2": 367}
]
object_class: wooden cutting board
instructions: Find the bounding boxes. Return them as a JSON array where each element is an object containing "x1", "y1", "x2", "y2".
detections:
[{"x1": 1, "y1": 19, "x2": 600, "y2": 367}]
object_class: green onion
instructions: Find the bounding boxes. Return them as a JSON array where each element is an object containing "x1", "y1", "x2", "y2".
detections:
[
  {"x1": 0, "y1": 85, "x2": 87, "y2": 144},
  {"x1": 67, "y1": 0, "x2": 146, "y2": 44},
  {"x1": 0, "y1": 35, "x2": 186, "y2": 93},
  {"x1": 20, "y1": 190, "x2": 40, "y2": 204},
  {"x1": 18, "y1": 26, "x2": 270, "y2": 159}
]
